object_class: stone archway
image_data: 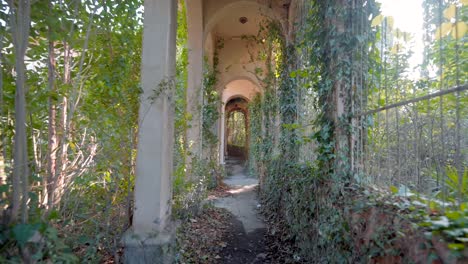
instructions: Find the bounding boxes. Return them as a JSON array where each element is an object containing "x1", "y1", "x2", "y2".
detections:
[
  {"x1": 225, "y1": 97, "x2": 250, "y2": 160},
  {"x1": 203, "y1": 1, "x2": 289, "y2": 167},
  {"x1": 219, "y1": 78, "x2": 261, "y2": 164},
  {"x1": 126, "y1": 1, "x2": 294, "y2": 262}
]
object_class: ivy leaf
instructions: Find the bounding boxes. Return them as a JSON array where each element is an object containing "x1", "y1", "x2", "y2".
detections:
[
  {"x1": 390, "y1": 44, "x2": 403, "y2": 54},
  {"x1": 371, "y1": 14, "x2": 383, "y2": 27},
  {"x1": 69, "y1": 142, "x2": 77, "y2": 152},
  {"x1": 445, "y1": 211, "x2": 462, "y2": 220},
  {"x1": 48, "y1": 210, "x2": 60, "y2": 221},
  {"x1": 443, "y1": 228, "x2": 464, "y2": 237},
  {"x1": 430, "y1": 216, "x2": 450, "y2": 228},
  {"x1": 12, "y1": 224, "x2": 37, "y2": 248},
  {"x1": 448, "y1": 243, "x2": 465, "y2": 251},
  {"x1": 451, "y1": 22, "x2": 467, "y2": 39},
  {"x1": 461, "y1": 202, "x2": 468, "y2": 211},
  {"x1": 435, "y1": 22, "x2": 453, "y2": 40},
  {"x1": 0, "y1": 184, "x2": 8, "y2": 194},
  {"x1": 443, "y1": 4, "x2": 456, "y2": 20},
  {"x1": 378, "y1": 98, "x2": 385, "y2": 106},
  {"x1": 397, "y1": 185, "x2": 414, "y2": 197}
]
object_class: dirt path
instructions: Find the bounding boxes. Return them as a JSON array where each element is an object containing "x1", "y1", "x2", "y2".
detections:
[{"x1": 213, "y1": 158, "x2": 268, "y2": 263}]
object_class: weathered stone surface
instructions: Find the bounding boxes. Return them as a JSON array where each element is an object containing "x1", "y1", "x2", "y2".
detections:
[{"x1": 123, "y1": 224, "x2": 176, "y2": 264}]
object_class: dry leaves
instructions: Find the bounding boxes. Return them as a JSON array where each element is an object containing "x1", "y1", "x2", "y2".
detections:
[{"x1": 177, "y1": 207, "x2": 233, "y2": 263}]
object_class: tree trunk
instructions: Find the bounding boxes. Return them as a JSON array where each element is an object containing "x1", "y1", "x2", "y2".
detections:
[
  {"x1": 54, "y1": 37, "x2": 73, "y2": 208},
  {"x1": 54, "y1": 3, "x2": 96, "y2": 207},
  {"x1": 54, "y1": 75, "x2": 68, "y2": 208},
  {"x1": 8, "y1": 0, "x2": 32, "y2": 224},
  {"x1": 52, "y1": 0, "x2": 77, "y2": 207},
  {"x1": 46, "y1": 17, "x2": 58, "y2": 210}
]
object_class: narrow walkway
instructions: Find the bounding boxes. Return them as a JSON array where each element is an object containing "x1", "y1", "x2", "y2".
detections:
[{"x1": 213, "y1": 158, "x2": 268, "y2": 263}]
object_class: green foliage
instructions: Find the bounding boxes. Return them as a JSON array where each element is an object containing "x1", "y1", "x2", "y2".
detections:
[
  {"x1": 1, "y1": 221, "x2": 79, "y2": 263},
  {"x1": 248, "y1": 95, "x2": 262, "y2": 177},
  {"x1": 0, "y1": 0, "x2": 464, "y2": 262},
  {"x1": 172, "y1": 8, "x2": 224, "y2": 219},
  {"x1": 173, "y1": 158, "x2": 211, "y2": 219},
  {"x1": 431, "y1": 166, "x2": 468, "y2": 205},
  {"x1": 278, "y1": 45, "x2": 299, "y2": 161},
  {"x1": 252, "y1": 1, "x2": 385, "y2": 262},
  {"x1": 423, "y1": 208, "x2": 468, "y2": 252},
  {"x1": 173, "y1": 0, "x2": 189, "y2": 210},
  {"x1": 386, "y1": 183, "x2": 468, "y2": 258},
  {"x1": 202, "y1": 44, "x2": 221, "y2": 152},
  {"x1": 227, "y1": 111, "x2": 247, "y2": 148},
  {"x1": 1, "y1": 0, "x2": 143, "y2": 261}
]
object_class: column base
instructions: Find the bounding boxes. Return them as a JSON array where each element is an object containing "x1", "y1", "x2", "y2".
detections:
[{"x1": 122, "y1": 223, "x2": 177, "y2": 264}]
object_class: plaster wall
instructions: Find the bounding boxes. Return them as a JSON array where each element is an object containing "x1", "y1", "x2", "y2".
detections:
[
  {"x1": 222, "y1": 79, "x2": 260, "y2": 104},
  {"x1": 217, "y1": 38, "x2": 266, "y2": 90},
  {"x1": 204, "y1": 31, "x2": 215, "y2": 67}
]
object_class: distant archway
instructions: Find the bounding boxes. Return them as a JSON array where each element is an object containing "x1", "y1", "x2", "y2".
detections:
[
  {"x1": 225, "y1": 97, "x2": 249, "y2": 160},
  {"x1": 219, "y1": 79, "x2": 260, "y2": 164}
]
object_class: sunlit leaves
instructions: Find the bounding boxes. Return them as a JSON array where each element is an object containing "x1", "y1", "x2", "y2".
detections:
[
  {"x1": 434, "y1": 4, "x2": 467, "y2": 40},
  {"x1": 435, "y1": 22, "x2": 454, "y2": 39},
  {"x1": 371, "y1": 14, "x2": 384, "y2": 27},
  {"x1": 452, "y1": 21, "x2": 467, "y2": 38},
  {"x1": 435, "y1": 21, "x2": 467, "y2": 40},
  {"x1": 443, "y1": 4, "x2": 457, "y2": 19},
  {"x1": 390, "y1": 43, "x2": 404, "y2": 54}
]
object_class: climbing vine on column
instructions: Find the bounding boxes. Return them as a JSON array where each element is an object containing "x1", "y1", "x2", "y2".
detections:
[{"x1": 253, "y1": 1, "x2": 380, "y2": 262}]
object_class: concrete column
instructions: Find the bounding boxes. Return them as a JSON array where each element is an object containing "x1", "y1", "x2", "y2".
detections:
[
  {"x1": 331, "y1": 1, "x2": 352, "y2": 179},
  {"x1": 224, "y1": 110, "x2": 229, "y2": 157},
  {"x1": 219, "y1": 104, "x2": 226, "y2": 164},
  {"x1": 186, "y1": 0, "x2": 204, "y2": 171},
  {"x1": 124, "y1": 0, "x2": 177, "y2": 263}
]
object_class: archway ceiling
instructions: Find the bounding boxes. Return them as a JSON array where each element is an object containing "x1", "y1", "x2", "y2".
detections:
[
  {"x1": 208, "y1": 0, "x2": 291, "y2": 38},
  {"x1": 222, "y1": 79, "x2": 261, "y2": 104},
  {"x1": 213, "y1": 6, "x2": 268, "y2": 38}
]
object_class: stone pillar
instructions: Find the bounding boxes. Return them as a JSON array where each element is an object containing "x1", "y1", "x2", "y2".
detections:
[
  {"x1": 186, "y1": 0, "x2": 204, "y2": 173},
  {"x1": 330, "y1": 0, "x2": 352, "y2": 180},
  {"x1": 224, "y1": 109, "x2": 229, "y2": 159},
  {"x1": 123, "y1": 0, "x2": 177, "y2": 263},
  {"x1": 219, "y1": 103, "x2": 226, "y2": 164}
]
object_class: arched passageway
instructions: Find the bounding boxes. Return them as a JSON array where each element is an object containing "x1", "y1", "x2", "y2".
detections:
[
  {"x1": 225, "y1": 97, "x2": 249, "y2": 160},
  {"x1": 127, "y1": 0, "x2": 294, "y2": 262},
  {"x1": 119, "y1": 0, "x2": 467, "y2": 263},
  {"x1": 219, "y1": 79, "x2": 260, "y2": 164}
]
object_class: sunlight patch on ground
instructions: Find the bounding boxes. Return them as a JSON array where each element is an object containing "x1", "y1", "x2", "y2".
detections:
[{"x1": 228, "y1": 184, "x2": 258, "y2": 194}]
